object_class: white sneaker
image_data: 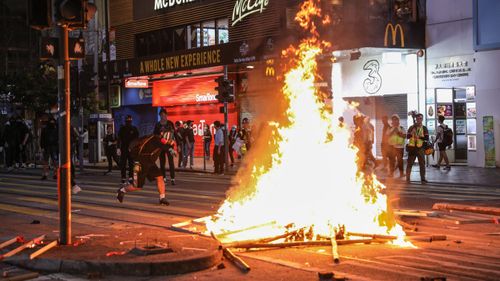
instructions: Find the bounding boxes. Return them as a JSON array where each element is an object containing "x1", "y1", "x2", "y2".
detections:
[{"x1": 72, "y1": 185, "x2": 82, "y2": 194}]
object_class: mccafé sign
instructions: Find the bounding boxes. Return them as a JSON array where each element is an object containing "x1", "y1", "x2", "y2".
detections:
[
  {"x1": 232, "y1": 0, "x2": 270, "y2": 26},
  {"x1": 384, "y1": 23, "x2": 405, "y2": 48}
]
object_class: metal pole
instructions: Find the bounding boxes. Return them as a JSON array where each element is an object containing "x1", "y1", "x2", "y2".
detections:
[
  {"x1": 78, "y1": 62, "x2": 84, "y2": 172},
  {"x1": 223, "y1": 67, "x2": 229, "y2": 172},
  {"x1": 104, "y1": 0, "x2": 112, "y2": 113},
  {"x1": 58, "y1": 25, "x2": 71, "y2": 245}
]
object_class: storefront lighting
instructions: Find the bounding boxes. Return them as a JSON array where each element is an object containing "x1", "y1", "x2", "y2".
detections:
[{"x1": 246, "y1": 65, "x2": 254, "y2": 69}]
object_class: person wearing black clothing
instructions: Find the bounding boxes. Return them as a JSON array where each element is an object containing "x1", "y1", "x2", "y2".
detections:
[
  {"x1": 116, "y1": 134, "x2": 170, "y2": 205},
  {"x1": 202, "y1": 124, "x2": 212, "y2": 160},
  {"x1": 3, "y1": 116, "x2": 18, "y2": 171},
  {"x1": 174, "y1": 121, "x2": 184, "y2": 168},
  {"x1": 118, "y1": 115, "x2": 139, "y2": 183},
  {"x1": 153, "y1": 109, "x2": 176, "y2": 185},
  {"x1": 103, "y1": 125, "x2": 120, "y2": 174},
  {"x1": 14, "y1": 117, "x2": 30, "y2": 168},
  {"x1": 182, "y1": 121, "x2": 195, "y2": 169},
  {"x1": 40, "y1": 117, "x2": 58, "y2": 180}
]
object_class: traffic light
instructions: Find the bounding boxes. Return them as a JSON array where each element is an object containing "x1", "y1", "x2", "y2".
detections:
[
  {"x1": 214, "y1": 76, "x2": 225, "y2": 103},
  {"x1": 54, "y1": 0, "x2": 97, "y2": 28},
  {"x1": 214, "y1": 77, "x2": 234, "y2": 103},
  {"x1": 29, "y1": 0, "x2": 52, "y2": 30}
]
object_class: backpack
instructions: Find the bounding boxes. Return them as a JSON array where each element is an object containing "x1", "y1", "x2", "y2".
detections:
[{"x1": 441, "y1": 125, "x2": 453, "y2": 146}]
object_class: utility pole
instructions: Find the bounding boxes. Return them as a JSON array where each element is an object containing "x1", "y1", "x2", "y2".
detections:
[
  {"x1": 223, "y1": 66, "x2": 229, "y2": 172},
  {"x1": 58, "y1": 24, "x2": 71, "y2": 245}
]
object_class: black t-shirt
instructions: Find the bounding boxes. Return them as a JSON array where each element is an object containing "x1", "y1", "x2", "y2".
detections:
[
  {"x1": 118, "y1": 124, "x2": 139, "y2": 149},
  {"x1": 153, "y1": 120, "x2": 175, "y2": 135}
]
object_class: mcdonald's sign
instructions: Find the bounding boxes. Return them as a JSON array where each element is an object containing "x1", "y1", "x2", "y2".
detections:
[
  {"x1": 265, "y1": 59, "x2": 275, "y2": 77},
  {"x1": 384, "y1": 23, "x2": 405, "y2": 48}
]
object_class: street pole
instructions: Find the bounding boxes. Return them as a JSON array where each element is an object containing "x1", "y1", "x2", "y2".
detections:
[
  {"x1": 223, "y1": 66, "x2": 229, "y2": 172},
  {"x1": 104, "y1": 0, "x2": 112, "y2": 113},
  {"x1": 58, "y1": 24, "x2": 72, "y2": 245}
]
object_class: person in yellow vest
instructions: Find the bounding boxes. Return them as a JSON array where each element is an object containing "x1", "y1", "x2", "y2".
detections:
[
  {"x1": 387, "y1": 114, "x2": 406, "y2": 178},
  {"x1": 406, "y1": 113, "x2": 429, "y2": 183}
]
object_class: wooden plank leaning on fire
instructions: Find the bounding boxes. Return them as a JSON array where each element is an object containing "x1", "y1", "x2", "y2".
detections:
[{"x1": 211, "y1": 232, "x2": 251, "y2": 273}]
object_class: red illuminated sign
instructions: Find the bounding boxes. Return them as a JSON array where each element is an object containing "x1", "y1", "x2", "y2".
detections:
[
  {"x1": 153, "y1": 75, "x2": 219, "y2": 107},
  {"x1": 125, "y1": 79, "x2": 149, "y2": 88}
]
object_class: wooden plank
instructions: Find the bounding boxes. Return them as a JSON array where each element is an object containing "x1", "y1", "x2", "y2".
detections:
[
  {"x1": 0, "y1": 237, "x2": 19, "y2": 250},
  {"x1": 432, "y1": 203, "x2": 500, "y2": 216},
  {"x1": 1, "y1": 235, "x2": 45, "y2": 259},
  {"x1": 29, "y1": 240, "x2": 58, "y2": 260}
]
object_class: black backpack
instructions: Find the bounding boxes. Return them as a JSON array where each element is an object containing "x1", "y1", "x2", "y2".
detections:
[{"x1": 441, "y1": 125, "x2": 454, "y2": 146}]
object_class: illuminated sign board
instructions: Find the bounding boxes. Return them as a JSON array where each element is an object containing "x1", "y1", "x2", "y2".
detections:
[
  {"x1": 154, "y1": 0, "x2": 199, "y2": 11},
  {"x1": 125, "y1": 79, "x2": 149, "y2": 88},
  {"x1": 232, "y1": 0, "x2": 270, "y2": 26}
]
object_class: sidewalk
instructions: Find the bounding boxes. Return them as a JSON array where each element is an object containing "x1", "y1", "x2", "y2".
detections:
[
  {"x1": 0, "y1": 216, "x2": 222, "y2": 277},
  {"x1": 377, "y1": 164, "x2": 500, "y2": 188},
  {"x1": 80, "y1": 156, "x2": 241, "y2": 176}
]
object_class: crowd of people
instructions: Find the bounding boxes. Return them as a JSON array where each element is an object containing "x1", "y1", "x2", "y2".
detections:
[
  {"x1": 1, "y1": 108, "x2": 453, "y2": 206},
  {"x1": 0, "y1": 115, "x2": 32, "y2": 171},
  {"x1": 112, "y1": 110, "x2": 253, "y2": 205},
  {"x1": 353, "y1": 112, "x2": 453, "y2": 184}
]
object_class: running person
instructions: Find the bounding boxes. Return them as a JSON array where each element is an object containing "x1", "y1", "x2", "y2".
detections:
[{"x1": 116, "y1": 134, "x2": 171, "y2": 205}]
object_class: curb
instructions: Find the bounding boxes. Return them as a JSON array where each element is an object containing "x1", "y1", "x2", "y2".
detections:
[{"x1": 6, "y1": 248, "x2": 223, "y2": 276}]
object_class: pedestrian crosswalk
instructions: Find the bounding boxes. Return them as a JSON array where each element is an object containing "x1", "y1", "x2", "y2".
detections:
[{"x1": 0, "y1": 169, "x2": 232, "y2": 228}]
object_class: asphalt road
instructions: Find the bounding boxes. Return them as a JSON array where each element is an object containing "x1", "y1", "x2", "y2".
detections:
[{"x1": 0, "y1": 168, "x2": 499, "y2": 281}]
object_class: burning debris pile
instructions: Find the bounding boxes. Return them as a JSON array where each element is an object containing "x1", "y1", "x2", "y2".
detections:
[
  {"x1": 204, "y1": 0, "x2": 408, "y2": 247},
  {"x1": 173, "y1": 0, "x2": 415, "y2": 267}
]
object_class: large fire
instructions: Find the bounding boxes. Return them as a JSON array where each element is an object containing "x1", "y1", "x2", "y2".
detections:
[{"x1": 206, "y1": 0, "x2": 408, "y2": 246}]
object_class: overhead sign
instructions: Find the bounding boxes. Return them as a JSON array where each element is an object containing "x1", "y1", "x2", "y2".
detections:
[
  {"x1": 133, "y1": 0, "x2": 213, "y2": 20},
  {"x1": 125, "y1": 79, "x2": 149, "y2": 88},
  {"x1": 232, "y1": 0, "x2": 270, "y2": 26},
  {"x1": 152, "y1": 74, "x2": 220, "y2": 107},
  {"x1": 384, "y1": 23, "x2": 405, "y2": 48}
]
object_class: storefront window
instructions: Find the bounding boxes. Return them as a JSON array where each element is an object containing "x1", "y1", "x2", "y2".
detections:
[
  {"x1": 188, "y1": 24, "x2": 201, "y2": 49},
  {"x1": 161, "y1": 29, "x2": 173, "y2": 53},
  {"x1": 217, "y1": 18, "x2": 229, "y2": 44},
  {"x1": 174, "y1": 27, "x2": 186, "y2": 51},
  {"x1": 202, "y1": 20, "x2": 216, "y2": 47},
  {"x1": 149, "y1": 33, "x2": 160, "y2": 55}
]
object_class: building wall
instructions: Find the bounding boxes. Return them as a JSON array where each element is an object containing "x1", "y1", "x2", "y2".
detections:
[{"x1": 426, "y1": 0, "x2": 500, "y2": 167}]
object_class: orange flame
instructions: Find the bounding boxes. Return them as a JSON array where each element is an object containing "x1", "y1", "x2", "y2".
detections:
[{"x1": 206, "y1": 0, "x2": 410, "y2": 247}]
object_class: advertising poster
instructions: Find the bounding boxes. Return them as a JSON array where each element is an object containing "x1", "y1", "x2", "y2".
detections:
[
  {"x1": 466, "y1": 86, "x2": 475, "y2": 101},
  {"x1": 467, "y1": 119, "x2": 477, "y2": 134},
  {"x1": 427, "y1": 104, "x2": 435, "y2": 119},
  {"x1": 437, "y1": 104, "x2": 453, "y2": 117},
  {"x1": 467, "y1": 102, "x2": 476, "y2": 118},
  {"x1": 455, "y1": 103, "x2": 466, "y2": 118},
  {"x1": 456, "y1": 119, "x2": 466, "y2": 134},
  {"x1": 426, "y1": 120, "x2": 436, "y2": 135},
  {"x1": 468, "y1": 135, "x2": 477, "y2": 151},
  {"x1": 483, "y1": 116, "x2": 496, "y2": 167}
]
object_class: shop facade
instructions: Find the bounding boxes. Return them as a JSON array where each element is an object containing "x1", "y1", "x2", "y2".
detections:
[
  {"x1": 107, "y1": 0, "x2": 291, "y2": 156},
  {"x1": 425, "y1": 0, "x2": 500, "y2": 167}
]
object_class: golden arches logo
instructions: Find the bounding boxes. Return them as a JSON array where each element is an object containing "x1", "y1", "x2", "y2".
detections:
[
  {"x1": 265, "y1": 59, "x2": 275, "y2": 77},
  {"x1": 384, "y1": 23, "x2": 405, "y2": 48}
]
